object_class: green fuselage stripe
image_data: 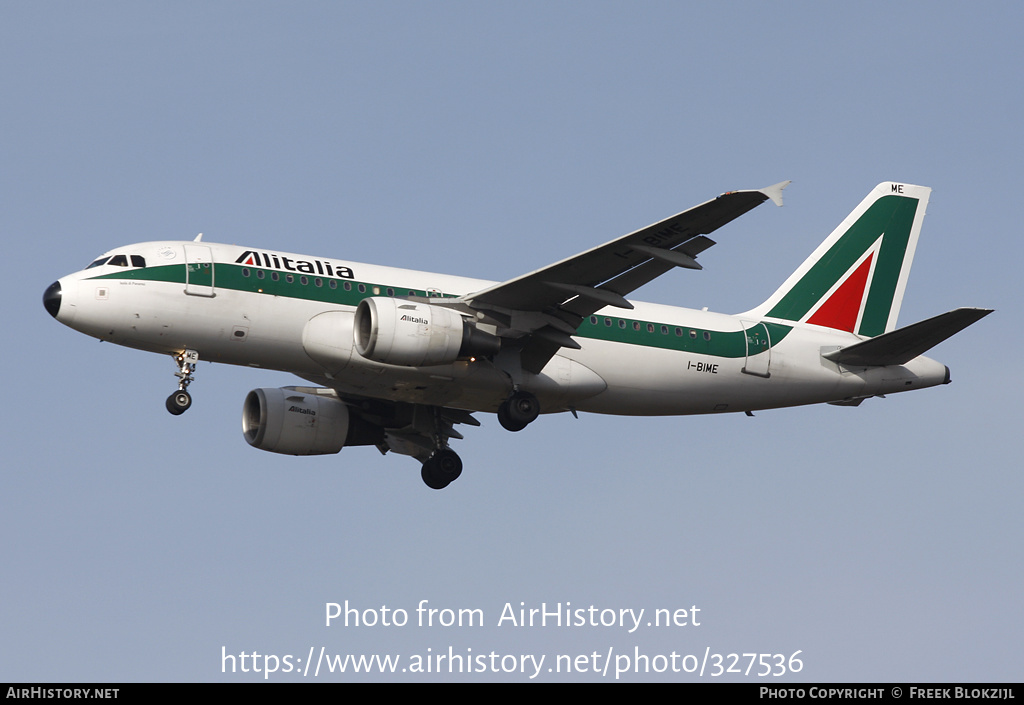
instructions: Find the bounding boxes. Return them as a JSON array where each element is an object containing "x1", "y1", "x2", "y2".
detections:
[{"x1": 92, "y1": 263, "x2": 793, "y2": 358}]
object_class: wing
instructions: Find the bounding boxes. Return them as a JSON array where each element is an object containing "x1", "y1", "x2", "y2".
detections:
[
  {"x1": 462, "y1": 181, "x2": 789, "y2": 372},
  {"x1": 377, "y1": 404, "x2": 480, "y2": 463},
  {"x1": 325, "y1": 390, "x2": 480, "y2": 462}
]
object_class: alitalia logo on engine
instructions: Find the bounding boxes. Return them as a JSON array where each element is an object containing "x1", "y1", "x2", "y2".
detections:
[
  {"x1": 288, "y1": 405, "x2": 315, "y2": 415},
  {"x1": 401, "y1": 315, "x2": 428, "y2": 324},
  {"x1": 235, "y1": 250, "x2": 355, "y2": 279}
]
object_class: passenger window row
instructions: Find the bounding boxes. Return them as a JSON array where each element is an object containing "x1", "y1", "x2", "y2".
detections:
[
  {"x1": 240, "y1": 267, "x2": 424, "y2": 298},
  {"x1": 589, "y1": 315, "x2": 712, "y2": 341}
]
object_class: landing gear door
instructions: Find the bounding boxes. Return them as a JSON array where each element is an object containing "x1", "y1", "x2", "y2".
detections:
[
  {"x1": 741, "y1": 320, "x2": 771, "y2": 378},
  {"x1": 184, "y1": 244, "x2": 215, "y2": 297}
]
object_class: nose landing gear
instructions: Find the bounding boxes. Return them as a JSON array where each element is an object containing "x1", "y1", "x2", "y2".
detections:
[{"x1": 166, "y1": 350, "x2": 199, "y2": 415}]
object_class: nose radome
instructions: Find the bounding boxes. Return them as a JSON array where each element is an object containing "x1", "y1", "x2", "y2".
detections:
[{"x1": 43, "y1": 281, "x2": 61, "y2": 318}]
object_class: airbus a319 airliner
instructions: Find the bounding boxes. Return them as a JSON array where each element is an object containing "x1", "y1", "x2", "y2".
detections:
[{"x1": 43, "y1": 181, "x2": 990, "y2": 489}]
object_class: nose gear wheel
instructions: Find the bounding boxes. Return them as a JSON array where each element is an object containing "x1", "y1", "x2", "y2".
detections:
[{"x1": 166, "y1": 350, "x2": 199, "y2": 415}]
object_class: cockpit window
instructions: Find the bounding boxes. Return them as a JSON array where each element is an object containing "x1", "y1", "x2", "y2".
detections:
[{"x1": 84, "y1": 253, "x2": 144, "y2": 269}]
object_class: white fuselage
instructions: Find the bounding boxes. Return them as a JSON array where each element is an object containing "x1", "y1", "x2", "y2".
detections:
[{"x1": 49, "y1": 240, "x2": 950, "y2": 417}]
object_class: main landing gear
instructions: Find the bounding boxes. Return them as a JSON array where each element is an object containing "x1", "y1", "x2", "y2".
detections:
[
  {"x1": 418, "y1": 406, "x2": 467, "y2": 490},
  {"x1": 166, "y1": 350, "x2": 199, "y2": 415},
  {"x1": 419, "y1": 390, "x2": 539, "y2": 489},
  {"x1": 420, "y1": 448, "x2": 463, "y2": 490},
  {"x1": 497, "y1": 390, "x2": 540, "y2": 432}
]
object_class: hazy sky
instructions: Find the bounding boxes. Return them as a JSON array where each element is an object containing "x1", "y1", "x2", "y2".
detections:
[{"x1": 3, "y1": 1, "x2": 1020, "y2": 682}]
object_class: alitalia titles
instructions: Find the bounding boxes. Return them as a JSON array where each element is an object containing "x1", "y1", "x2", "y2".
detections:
[{"x1": 235, "y1": 250, "x2": 355, "y2": 279}]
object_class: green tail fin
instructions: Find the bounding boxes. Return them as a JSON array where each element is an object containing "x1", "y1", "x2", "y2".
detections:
[{"x1": 745, "y1": 182, "x2": 930, "y2": 337}]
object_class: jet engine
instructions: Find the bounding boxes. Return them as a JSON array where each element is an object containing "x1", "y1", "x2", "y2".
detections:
[
  {"x1": 242, "y1": 387, "x2": 380, "y2": 455},
  {"x1": 353, "y1": 297, "x2": 499, "y2": 366}
]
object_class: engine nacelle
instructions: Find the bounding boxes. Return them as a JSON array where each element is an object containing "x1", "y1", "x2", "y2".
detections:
[
  {"x1": 354, "y1": 297, "x2": 499, "y2": 366},
  {"x1": 242, "y1": 387, "x2": 354, "y2": 455}
]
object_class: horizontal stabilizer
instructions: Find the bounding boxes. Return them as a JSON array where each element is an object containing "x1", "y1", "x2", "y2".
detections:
[{"x1": 823, "y1": 308, "x2": 993, "y2": 367}]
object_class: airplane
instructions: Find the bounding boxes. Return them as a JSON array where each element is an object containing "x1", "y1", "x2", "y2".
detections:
[{"x1": 43, "y1": 181, "x2": 991, "y2": 489}]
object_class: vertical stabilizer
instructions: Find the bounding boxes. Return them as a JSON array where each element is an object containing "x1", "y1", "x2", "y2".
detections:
[{"x1": 744, "y1": 182, "x2": 930, "y2": 337}]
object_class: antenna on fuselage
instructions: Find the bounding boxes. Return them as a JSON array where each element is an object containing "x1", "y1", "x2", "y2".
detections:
[{"x1": 194, "y1": 233, "x2": 203, "y2": 242}]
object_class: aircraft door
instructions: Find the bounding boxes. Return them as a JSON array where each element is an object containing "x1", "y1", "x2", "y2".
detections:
[
  {"x1": 741, "y1": 320, "x2": 771, "y2": 378},
  {"x1": 184, "y1": 244, "x2": 215, "y2": 297}
]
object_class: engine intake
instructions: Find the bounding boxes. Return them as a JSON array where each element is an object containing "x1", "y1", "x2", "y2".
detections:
[
  {"x1": 354, "y1": 297, "x2": 499, "y2": 366},
  {"x1": 242, "y1": 387, "x2": 380, "y2": 455}
]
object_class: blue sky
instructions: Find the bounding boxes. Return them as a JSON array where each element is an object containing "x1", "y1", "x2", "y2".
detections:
[{"x1": 2, "y1": 1, "x2": 1021, "y2": 682}]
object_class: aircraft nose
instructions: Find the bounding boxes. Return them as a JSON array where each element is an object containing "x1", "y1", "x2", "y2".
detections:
[{"x1": 43, "y1": 281, "x2": 62, "y2": 318}]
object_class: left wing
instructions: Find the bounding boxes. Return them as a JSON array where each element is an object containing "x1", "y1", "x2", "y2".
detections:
[
  {"x1": 460, "y1": 181, "x2": 789, "y2": 371},
  {"x1": 296, "y1": 385, "x2": 481, "y2": 462}
]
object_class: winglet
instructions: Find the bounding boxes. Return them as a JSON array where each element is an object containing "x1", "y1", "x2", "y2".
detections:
[{"x1": 760, "y1": 180, "x2": 790, "y2": 207}]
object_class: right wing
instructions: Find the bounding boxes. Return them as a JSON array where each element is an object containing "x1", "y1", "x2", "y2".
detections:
[{"x1": 460, "y1": 181, "x2": 789, "y2": 371}]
